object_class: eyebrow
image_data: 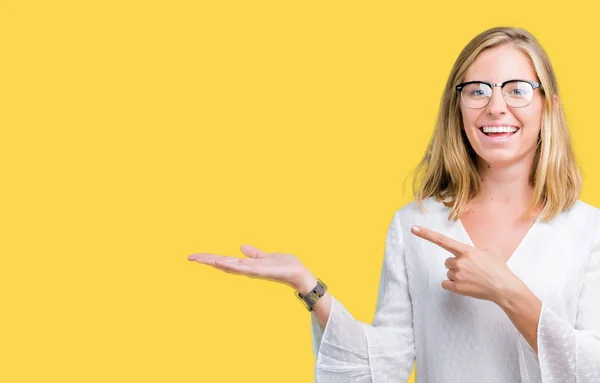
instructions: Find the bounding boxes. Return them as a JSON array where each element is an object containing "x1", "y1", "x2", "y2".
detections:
[{"x1": 461, "y1": 79, "x2": 539, "y2": 84}]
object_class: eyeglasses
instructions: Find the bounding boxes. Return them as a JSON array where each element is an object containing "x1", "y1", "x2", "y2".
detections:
[{"x1": 455, "y1": 80, "x2": 543, "y2": 109}]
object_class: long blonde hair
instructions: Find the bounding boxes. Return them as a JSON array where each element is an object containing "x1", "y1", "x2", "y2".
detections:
[{"x1": 413, "y1": 26, "x2": 581, "y2": 222}]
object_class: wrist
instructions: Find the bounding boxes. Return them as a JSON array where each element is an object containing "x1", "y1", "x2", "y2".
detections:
[
  {"x1": 292, "y1": 270, "x2": 319, "y2": 296},
  {"x1": 495, "y1": 278, "x2": 530, "y2": 312}
]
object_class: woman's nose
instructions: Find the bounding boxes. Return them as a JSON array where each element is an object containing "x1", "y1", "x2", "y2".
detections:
[{"x1": 486, "y1": 88, "x2": 508, "y2": 115}]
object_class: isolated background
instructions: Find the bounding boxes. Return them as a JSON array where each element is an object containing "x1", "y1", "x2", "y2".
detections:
[{"x1": 2, "y1": 1, "x2": 600, "y2": 382}]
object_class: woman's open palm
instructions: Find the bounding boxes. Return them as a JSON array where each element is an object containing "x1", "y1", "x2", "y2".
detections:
[{"x1": 188, "y1": 244, "x2": 308, "y2": 289}]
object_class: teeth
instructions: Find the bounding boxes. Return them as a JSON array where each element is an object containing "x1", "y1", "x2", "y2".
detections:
[{"x1": 482, "y1": 126, "x2": 518, "y2": 134}]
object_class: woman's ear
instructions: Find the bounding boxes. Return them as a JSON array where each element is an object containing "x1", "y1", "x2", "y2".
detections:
[{"x1": 553, "y1": 94, "x2": 560, "y2": 111}]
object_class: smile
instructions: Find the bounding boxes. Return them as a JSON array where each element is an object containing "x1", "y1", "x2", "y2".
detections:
[{"x1": 477, "y1": 125, "x2": 521, "y2": 142}]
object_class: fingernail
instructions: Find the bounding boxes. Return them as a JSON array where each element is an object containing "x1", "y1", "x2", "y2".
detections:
[{"x1": 411, "y1": 226, "x2": 420, "y2": 233}]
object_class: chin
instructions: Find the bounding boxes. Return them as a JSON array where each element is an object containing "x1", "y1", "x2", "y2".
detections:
[
  {"x1": 474, "y1": 148, "x2": 535, "y2": 168},
  {"x1": 480, "y1": 156, "x2": 519, "y2": 167}
]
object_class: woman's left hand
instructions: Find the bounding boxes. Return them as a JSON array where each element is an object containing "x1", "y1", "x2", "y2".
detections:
[{"x1": 410, "y1": 225, "x2": 524, "y2": 304}]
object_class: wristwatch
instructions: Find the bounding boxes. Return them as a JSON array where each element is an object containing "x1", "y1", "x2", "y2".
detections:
[{"x1": 296, "y1": 279, "x2": 327, "y2": 311}]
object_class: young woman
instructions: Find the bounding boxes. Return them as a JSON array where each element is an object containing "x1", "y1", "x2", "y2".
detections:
[{"x1": 189, "y1": 27, "x2": 600, "y2": 382}]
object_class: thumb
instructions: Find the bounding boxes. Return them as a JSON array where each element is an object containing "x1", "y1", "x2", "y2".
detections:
[{"x1": 240, "y1": 244, "x2": 269, "y2": 259}]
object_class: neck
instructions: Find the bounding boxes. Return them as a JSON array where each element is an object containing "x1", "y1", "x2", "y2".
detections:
[{"x1": 474, "y1": 155, "x2": 537, "y2": 211}]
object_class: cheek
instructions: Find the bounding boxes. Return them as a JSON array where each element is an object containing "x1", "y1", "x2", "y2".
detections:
[
  {"x1": 460, "y1": 107, "x2": 479, "y2": 128},
  {"x1": 515, "y1": 104, "x2": 543, "y2": 134},
  {"x1": 525, "y1": 96, "x2": 544, "y2": 124},
  {"x1": 460, "y1": 108, "x2": 483, "y2": 147}
]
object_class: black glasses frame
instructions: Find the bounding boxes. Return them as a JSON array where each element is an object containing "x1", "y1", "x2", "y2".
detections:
[{"x1": 455, "y1": 79, "x2": 543, "y2": 109}]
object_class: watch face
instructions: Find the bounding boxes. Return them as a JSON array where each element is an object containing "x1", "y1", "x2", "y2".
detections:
[
  {"x1": 306, "y1": 291, "x2": 319, "y2": 304},
  {"x1": 296, "y1": 280, "x2": 326, "y2": 311}
]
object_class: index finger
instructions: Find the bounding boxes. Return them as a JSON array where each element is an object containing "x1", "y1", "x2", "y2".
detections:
[
  {"x1": 188, "y1": 253, "x2": 230, "y2": 265},
  {"x1": 188, "y1": 253, "x2": 257, "y2": 275},
  {"x1": 410, "y1": 225, "x2": 471, "y2": 256}
]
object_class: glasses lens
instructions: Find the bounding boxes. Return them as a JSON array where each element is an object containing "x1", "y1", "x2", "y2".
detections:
[
  {"x1": 502, "y1": 81, "x2": 534, "y2": 107},
  {"x1": 461, "y1": 83, "x2": 492, "y2": 108}
]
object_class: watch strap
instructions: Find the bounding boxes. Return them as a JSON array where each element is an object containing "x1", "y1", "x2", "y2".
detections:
[{"x1": 296, "y1": 279, "x2": 327, "y2": 311}]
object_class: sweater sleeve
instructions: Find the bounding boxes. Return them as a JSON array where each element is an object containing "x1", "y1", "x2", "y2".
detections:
[
  {"x1": 310, "y1": 209, "x2": 416, "y2": 383},
  {"x1": 518, "y1": 224, "x2": 600, "y2": 383}
]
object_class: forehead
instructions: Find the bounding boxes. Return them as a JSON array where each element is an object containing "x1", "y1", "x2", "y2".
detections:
[{"x1": 464, "y1": 44, "x2": 538, "y2": 83}]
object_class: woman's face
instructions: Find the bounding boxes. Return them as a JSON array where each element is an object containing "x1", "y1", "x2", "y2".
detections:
[{"x1": 459, "y1": 44, "x2": 544, "y2": 168}]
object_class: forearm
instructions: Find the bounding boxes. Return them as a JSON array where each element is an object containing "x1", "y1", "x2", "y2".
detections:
[
  {"x1": 495, "y1": 280, "x2": 542, "y2": 354},
  {"x1": 295, "y1": 271, "x2": 332, "y2": 329}
]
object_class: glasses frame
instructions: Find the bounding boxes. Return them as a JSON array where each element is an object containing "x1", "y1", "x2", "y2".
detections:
[{"x1": 455, "y1": 79, "x2": 543, "y2": 109}]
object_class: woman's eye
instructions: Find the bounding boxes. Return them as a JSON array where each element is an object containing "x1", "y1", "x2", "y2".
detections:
[
  {"x1": 509, "y1": 86, "x2": 531, "y2": 96},
  {"x1": 471, "y1": 90, "x2": 485, "y2": 96}
]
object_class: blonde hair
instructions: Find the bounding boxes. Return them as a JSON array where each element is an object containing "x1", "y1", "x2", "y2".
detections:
[{"x1": 413, "y1": 26, "x2": 582, "y2": 222}]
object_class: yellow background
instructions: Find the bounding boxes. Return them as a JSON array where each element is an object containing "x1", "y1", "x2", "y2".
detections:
[{"x1": 2, "y1": 1, "x2": 600, "y2": 382}]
